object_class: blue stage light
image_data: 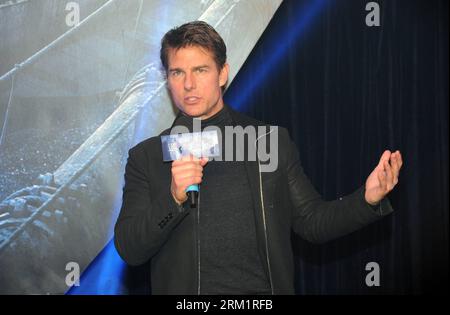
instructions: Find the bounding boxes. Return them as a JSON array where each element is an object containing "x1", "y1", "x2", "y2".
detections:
[{"x1": 226, "y1": 0, "x2": 329, "y2": 111}]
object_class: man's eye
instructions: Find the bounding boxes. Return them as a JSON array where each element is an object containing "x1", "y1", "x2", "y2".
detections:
[
  {"x1": 196, "y1": 68, "x2": 207, "y2": 73},
  {"x1": 171, "y1": 71, "x2": 182, "y2": 77}
]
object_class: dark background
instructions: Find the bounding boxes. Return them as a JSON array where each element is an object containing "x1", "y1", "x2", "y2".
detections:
[{"x1": 126, "y1": 0, "x2": 449, "y2": 294}]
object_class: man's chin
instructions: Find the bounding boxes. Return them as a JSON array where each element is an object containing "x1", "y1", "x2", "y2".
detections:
[{"x1": 180, "y1": 107, "x2": 205, "y2": 119}]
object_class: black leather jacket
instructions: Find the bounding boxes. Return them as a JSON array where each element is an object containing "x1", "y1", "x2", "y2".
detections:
[{"x1": 114, "y1": 106, "x2": 393, "y2": 294}]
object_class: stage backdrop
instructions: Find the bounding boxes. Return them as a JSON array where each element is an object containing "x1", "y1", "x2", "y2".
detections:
[{"x1": 0, "y1": 0, "x2": 282, "y2": 294}]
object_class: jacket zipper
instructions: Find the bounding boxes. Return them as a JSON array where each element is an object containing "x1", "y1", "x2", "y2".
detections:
[{"x1": 256, "y1": 129, "x2": 275, "y2": 295}]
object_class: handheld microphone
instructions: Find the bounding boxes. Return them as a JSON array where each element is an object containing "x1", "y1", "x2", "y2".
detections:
[
  {"x1": 186, "y1": 184, "x2": 199, "y2": 208},
  {"x1": 161, "y1": 127, "x2": 219, "y2": 209}
]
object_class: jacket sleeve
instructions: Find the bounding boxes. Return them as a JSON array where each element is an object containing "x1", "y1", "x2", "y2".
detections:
[
  {"x1": 283, "y1": 129, "x2": 394, "y2": 244},
  {"x1": 114, "y1": 144, "x2": 189, "y2": 266}
]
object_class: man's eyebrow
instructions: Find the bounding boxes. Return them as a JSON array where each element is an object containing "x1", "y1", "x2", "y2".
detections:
[
  {"x1": 168, "y1": 65, "x2": 210, "y2": 72},
  {"x1": 193, "y1": 65, "x2": 210, "y2": 70}
]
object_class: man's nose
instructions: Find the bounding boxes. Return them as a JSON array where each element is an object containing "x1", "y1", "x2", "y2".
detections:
[{"x1": 184, "y1": 72, "x2": 196, "y2": 91}]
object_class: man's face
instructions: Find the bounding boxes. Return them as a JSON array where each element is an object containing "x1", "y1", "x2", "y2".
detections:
[{"x1": 166, "y1": 45, "x2": 229, "y2": 120}]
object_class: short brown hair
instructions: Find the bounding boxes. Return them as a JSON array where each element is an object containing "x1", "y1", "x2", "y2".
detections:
[{"x1": 160, "y1": 21, "x2": 227, "y2": 71}]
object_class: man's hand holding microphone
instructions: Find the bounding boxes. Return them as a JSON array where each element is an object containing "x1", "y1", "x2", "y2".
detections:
[{"x1": 170, "y1": 155, "x2": 209, "y2": 206}]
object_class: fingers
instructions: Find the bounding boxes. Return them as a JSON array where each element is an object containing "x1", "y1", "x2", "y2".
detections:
[
  {"x1": 173, "y1": 154, "x2": 200, "y2": 165},
  {"x1": 172, "y1": 162, "x2": 204, "y2": 173},
  {"x1": 377, "y1": 166, "x2": 387, "y2": 191},
  {"x1": 171, "y1": 155, "x2": 208, "y2": 197},
  {"x1": 200, "y1": 157, "x2": 209, "y2": 166},
  {"x1": 172, "y1": 155, "x2": 209, "y2": 166},
  {"x1": 397, "y1": 151, "x2": 403, "y2": 168},
  {"x1": 175, "y1": 175, "x2": 203, "y2": 190},
  {"x1": 175, "y1": 171, "x2": 204, "y2": 181},
  {"x1": 389, "y1": 151, "x2": 402, "y2": 185},
  {"x1": 172, "y1": 164, "x2": 204, "y2": 182},
  {"x1": 379, "y1": 149, "x2": 403, "y2": 192},
  {"x1": 383, "y1": 160, "x2": 394, "y2": 190},
  {"x1": 378, "y1": 150, "x2": 391, "y2": 166}
]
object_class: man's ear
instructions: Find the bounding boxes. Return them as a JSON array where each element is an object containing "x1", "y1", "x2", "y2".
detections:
[{"x1": 219, "y1": 63, "x2": 229, "y2": 87}]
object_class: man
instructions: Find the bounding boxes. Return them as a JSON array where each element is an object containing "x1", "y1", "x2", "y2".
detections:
[{"x1": 114, "y1": 21, "x2": 403, "y2": 294}]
